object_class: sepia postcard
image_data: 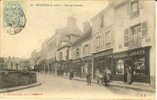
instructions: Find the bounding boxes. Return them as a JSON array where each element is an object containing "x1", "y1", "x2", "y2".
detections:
[{"x1": 0, "y1": 0, "x2": 156, "y2": 99}]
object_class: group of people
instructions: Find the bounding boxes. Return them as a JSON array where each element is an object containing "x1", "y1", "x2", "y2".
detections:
[
  {"x1": 63, "y1": 64, "x2": 134, "y2": 86},
  {"x1": 85, "y1": 67, "x2": 112, "y2": 86},
  {"x1": 67, "y1": 68, "x2": 112, "y2": 86},
  {"x1": 95, "y1": 67, "x2": 112, "y2": 86}
]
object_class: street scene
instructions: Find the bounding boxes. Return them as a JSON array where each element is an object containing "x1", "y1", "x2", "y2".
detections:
[
  {"x1": 0, "y1": 0, "x2": 156, "y2": 99},
  {"x1": 11, "y1": 73, "x2": 154, "y2": 98}
]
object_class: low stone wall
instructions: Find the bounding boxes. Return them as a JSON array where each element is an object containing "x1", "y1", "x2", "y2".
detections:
[{"x1": 0, "y1": 71, "x2": 37, "y2": 89}]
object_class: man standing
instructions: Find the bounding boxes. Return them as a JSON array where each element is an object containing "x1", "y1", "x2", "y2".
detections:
[
  {"x1": 86, "y1": 72, "x2": 92, "y2": 86},
  {"x1": 127, "y1": 66, "x2": 133, "y2": 84}
]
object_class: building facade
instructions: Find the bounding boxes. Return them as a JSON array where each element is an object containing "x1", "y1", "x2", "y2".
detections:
[
  {"x1": 112, "y1": 0, "x2": 155, "y2": 86},
  {"x1": 33, "y1": 0, "x2": 155, "y2": 87},
  {"x1": 70, "y1": 22, "x2": 92, "y2": 77},
  {"x1": 90, "y1": 4, "x2": 114, "y2": 78},
  {"x1": 89, "y1": 0, "x2": 155, "y2": 86}
]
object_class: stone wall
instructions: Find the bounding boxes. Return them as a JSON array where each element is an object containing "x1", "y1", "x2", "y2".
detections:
[{"x1": 0, "y1": 71, "x2": 37, "y2": 89}]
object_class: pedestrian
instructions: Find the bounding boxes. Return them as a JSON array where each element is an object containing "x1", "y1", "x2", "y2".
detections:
[
  {"x1": 127, "y1": 66, "x2": 133, "y2": 84},
  {"x1": 95, "y1": 69, "x2": 100, "y2": 84},
  {"x1": 86, "y1": 72, "x2": 91, "y2": 86},
  {"x1": 103, "y1": 67, "x2": 111, "y2": 86},
  {"x1": 69, "y1": 70, "x2": 74, "y2": 80}
]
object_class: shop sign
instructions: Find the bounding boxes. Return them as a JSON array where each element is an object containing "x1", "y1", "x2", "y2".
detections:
[
  {"x1": 129, "y1": 49, "x2": 145, "y2": 56},
  {"x1": 113, "y1": 51, "x2": 128, "y2": 59},
  {"x1": 94, "y1": 49, "x2": 113, "y2": 58},
  {"x1": 82, "y1": 56, "x2": 92, "y2": 61}
]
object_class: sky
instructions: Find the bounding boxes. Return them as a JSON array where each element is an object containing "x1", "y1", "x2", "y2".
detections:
[{"x1": 0, "y1": 0, "x2": 108, "y2": 58}]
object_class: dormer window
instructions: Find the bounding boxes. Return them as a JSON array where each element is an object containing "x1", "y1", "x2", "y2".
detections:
[{"x1": 130, "y1": 0, "x2": 139, "y2": 17}]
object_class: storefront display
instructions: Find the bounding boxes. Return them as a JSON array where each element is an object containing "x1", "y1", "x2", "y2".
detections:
[
  {"x1": 93, "y1": 49, "x2": 113, "y2": 78},
  {"x1": 81, "y1": 56, "x2": 92, "y2": 77},
  {"x1": 128, "y1": 46, "x2": 151, "y2": 83},
  {"x1": 112, "y1": 46, "x2": 151, "y2": 83}
]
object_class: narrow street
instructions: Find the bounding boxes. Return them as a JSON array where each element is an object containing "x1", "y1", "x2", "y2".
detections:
[{"x1": 6, "y1": 73, "x2": 154, "y2": 99}]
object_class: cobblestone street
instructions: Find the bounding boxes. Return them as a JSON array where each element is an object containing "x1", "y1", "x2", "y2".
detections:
[{"x1": 7, "y1": 73, "x2": 154, "y2": 99}]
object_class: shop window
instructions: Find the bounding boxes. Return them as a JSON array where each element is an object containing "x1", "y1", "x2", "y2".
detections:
[
  {"x1": 84, "y1": 63, "x2": 88, "y2": 73},
  {"x1": 130, "y1": 0, "x2": 139, "y2": 18},
  {"x1": 116, "y1": 60, "x2": 124, "y2": 74},
  {"x1": 133, "y1": 57, "x2": 146, "y2": 75}
]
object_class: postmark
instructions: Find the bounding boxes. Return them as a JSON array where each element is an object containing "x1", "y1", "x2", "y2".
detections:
[{"x1": 3, "y1": 1, "x2": 26, "y2": 35}]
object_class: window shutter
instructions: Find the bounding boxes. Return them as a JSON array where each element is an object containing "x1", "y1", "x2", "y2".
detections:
[
  {"x1": 128, "y1": 28, "x2": 132, "y2": 48},
  {"x1": 141, "y1": 21, "x2": 147, "y2": 38},
  {"x1": 124, "y1": 29, "x2": 129, "y2": 47}
]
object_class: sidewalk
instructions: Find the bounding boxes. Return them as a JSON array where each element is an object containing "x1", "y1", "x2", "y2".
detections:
[
  {"x1": 0, "y1": 82, "x2": 42, "y2": 93},
  {"x1": 73, "y1": 77, "x2": 155, "y2": 93}
]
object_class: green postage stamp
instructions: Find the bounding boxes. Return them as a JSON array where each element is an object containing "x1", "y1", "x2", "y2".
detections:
[{"x1": 3, "y1": 0, "x2": 26, "y2": 35}]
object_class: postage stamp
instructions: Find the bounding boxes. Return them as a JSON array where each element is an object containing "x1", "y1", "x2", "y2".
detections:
[{"x1": 3, "y1": 0, "x2": 26, "y2": 35}]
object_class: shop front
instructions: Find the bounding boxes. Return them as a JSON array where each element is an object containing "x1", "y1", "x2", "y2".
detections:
[
  {"x1": 112, "y1": 51, "x2": 129, "y2": 81},
  {"x1": 93, "y1": 49, "x2": 113, "y2": 79},
  {"x1": 113, "y1": 46, "x2": 151, "y2": 83},
  {"x1": 128, "y1": 46, "x2": 151, "y2": 83},
  {"x1": 72, "y1": 58, "x2": 82, "y2": 77},
  {"x1": 81, "y1": 56, "x2": 92, "y2": 77}
]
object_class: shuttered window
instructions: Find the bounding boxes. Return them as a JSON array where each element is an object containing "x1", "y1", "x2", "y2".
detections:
[{"x1": 125, "y1": 22, "x2": 148, "y2": 48}]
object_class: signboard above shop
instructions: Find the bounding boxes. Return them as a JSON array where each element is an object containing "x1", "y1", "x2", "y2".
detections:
[{"x1": 93, "y1": 49, "x2": 113, "y2": 58}]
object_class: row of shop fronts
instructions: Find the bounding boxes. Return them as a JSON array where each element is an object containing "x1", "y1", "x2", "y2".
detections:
[
  {"x1": 68, "y1": 46, "x2": 151, "y2": 83},
  {"x1": 35, "y1": 46, "x2": 151, "y2": 84}
]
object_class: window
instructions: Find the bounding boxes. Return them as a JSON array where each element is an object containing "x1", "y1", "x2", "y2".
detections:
[
  {"x1": 59, "y1": 52, "x2": 63, "y2": 60},
  {"x1": 124, "y1": 29, "x2": 129, "y2": 47},
  {"x1": 133, "y1": 56, "x2": 146, "y2": 75},
  {"x1": 96, "y1": 33, "x2": 101, "y2": 50},
  {"x1": 130, "y1": 0, "x2": 139, "y2": 17},
  {"x1": 76, "y1": 48, "x2": 80, "y2": 58},
  {"x1": 126, "y1": 22, "x2": 148, "y2": 48},
  {"x1": 66, "y1": 49, "x2": 69, "y2": 60},
  {"x1": 83, "y1": 44, "x2": 89, "y2": 56},
  {"x1": 131, "y1": 24, "x2": 142, "y2": 48},
  {"x1": 141, "y1": 21, "x2": 147, "y2": 38},
  {"x1": 105, "y1": 31, "x2": 112, "y2": 48}
]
